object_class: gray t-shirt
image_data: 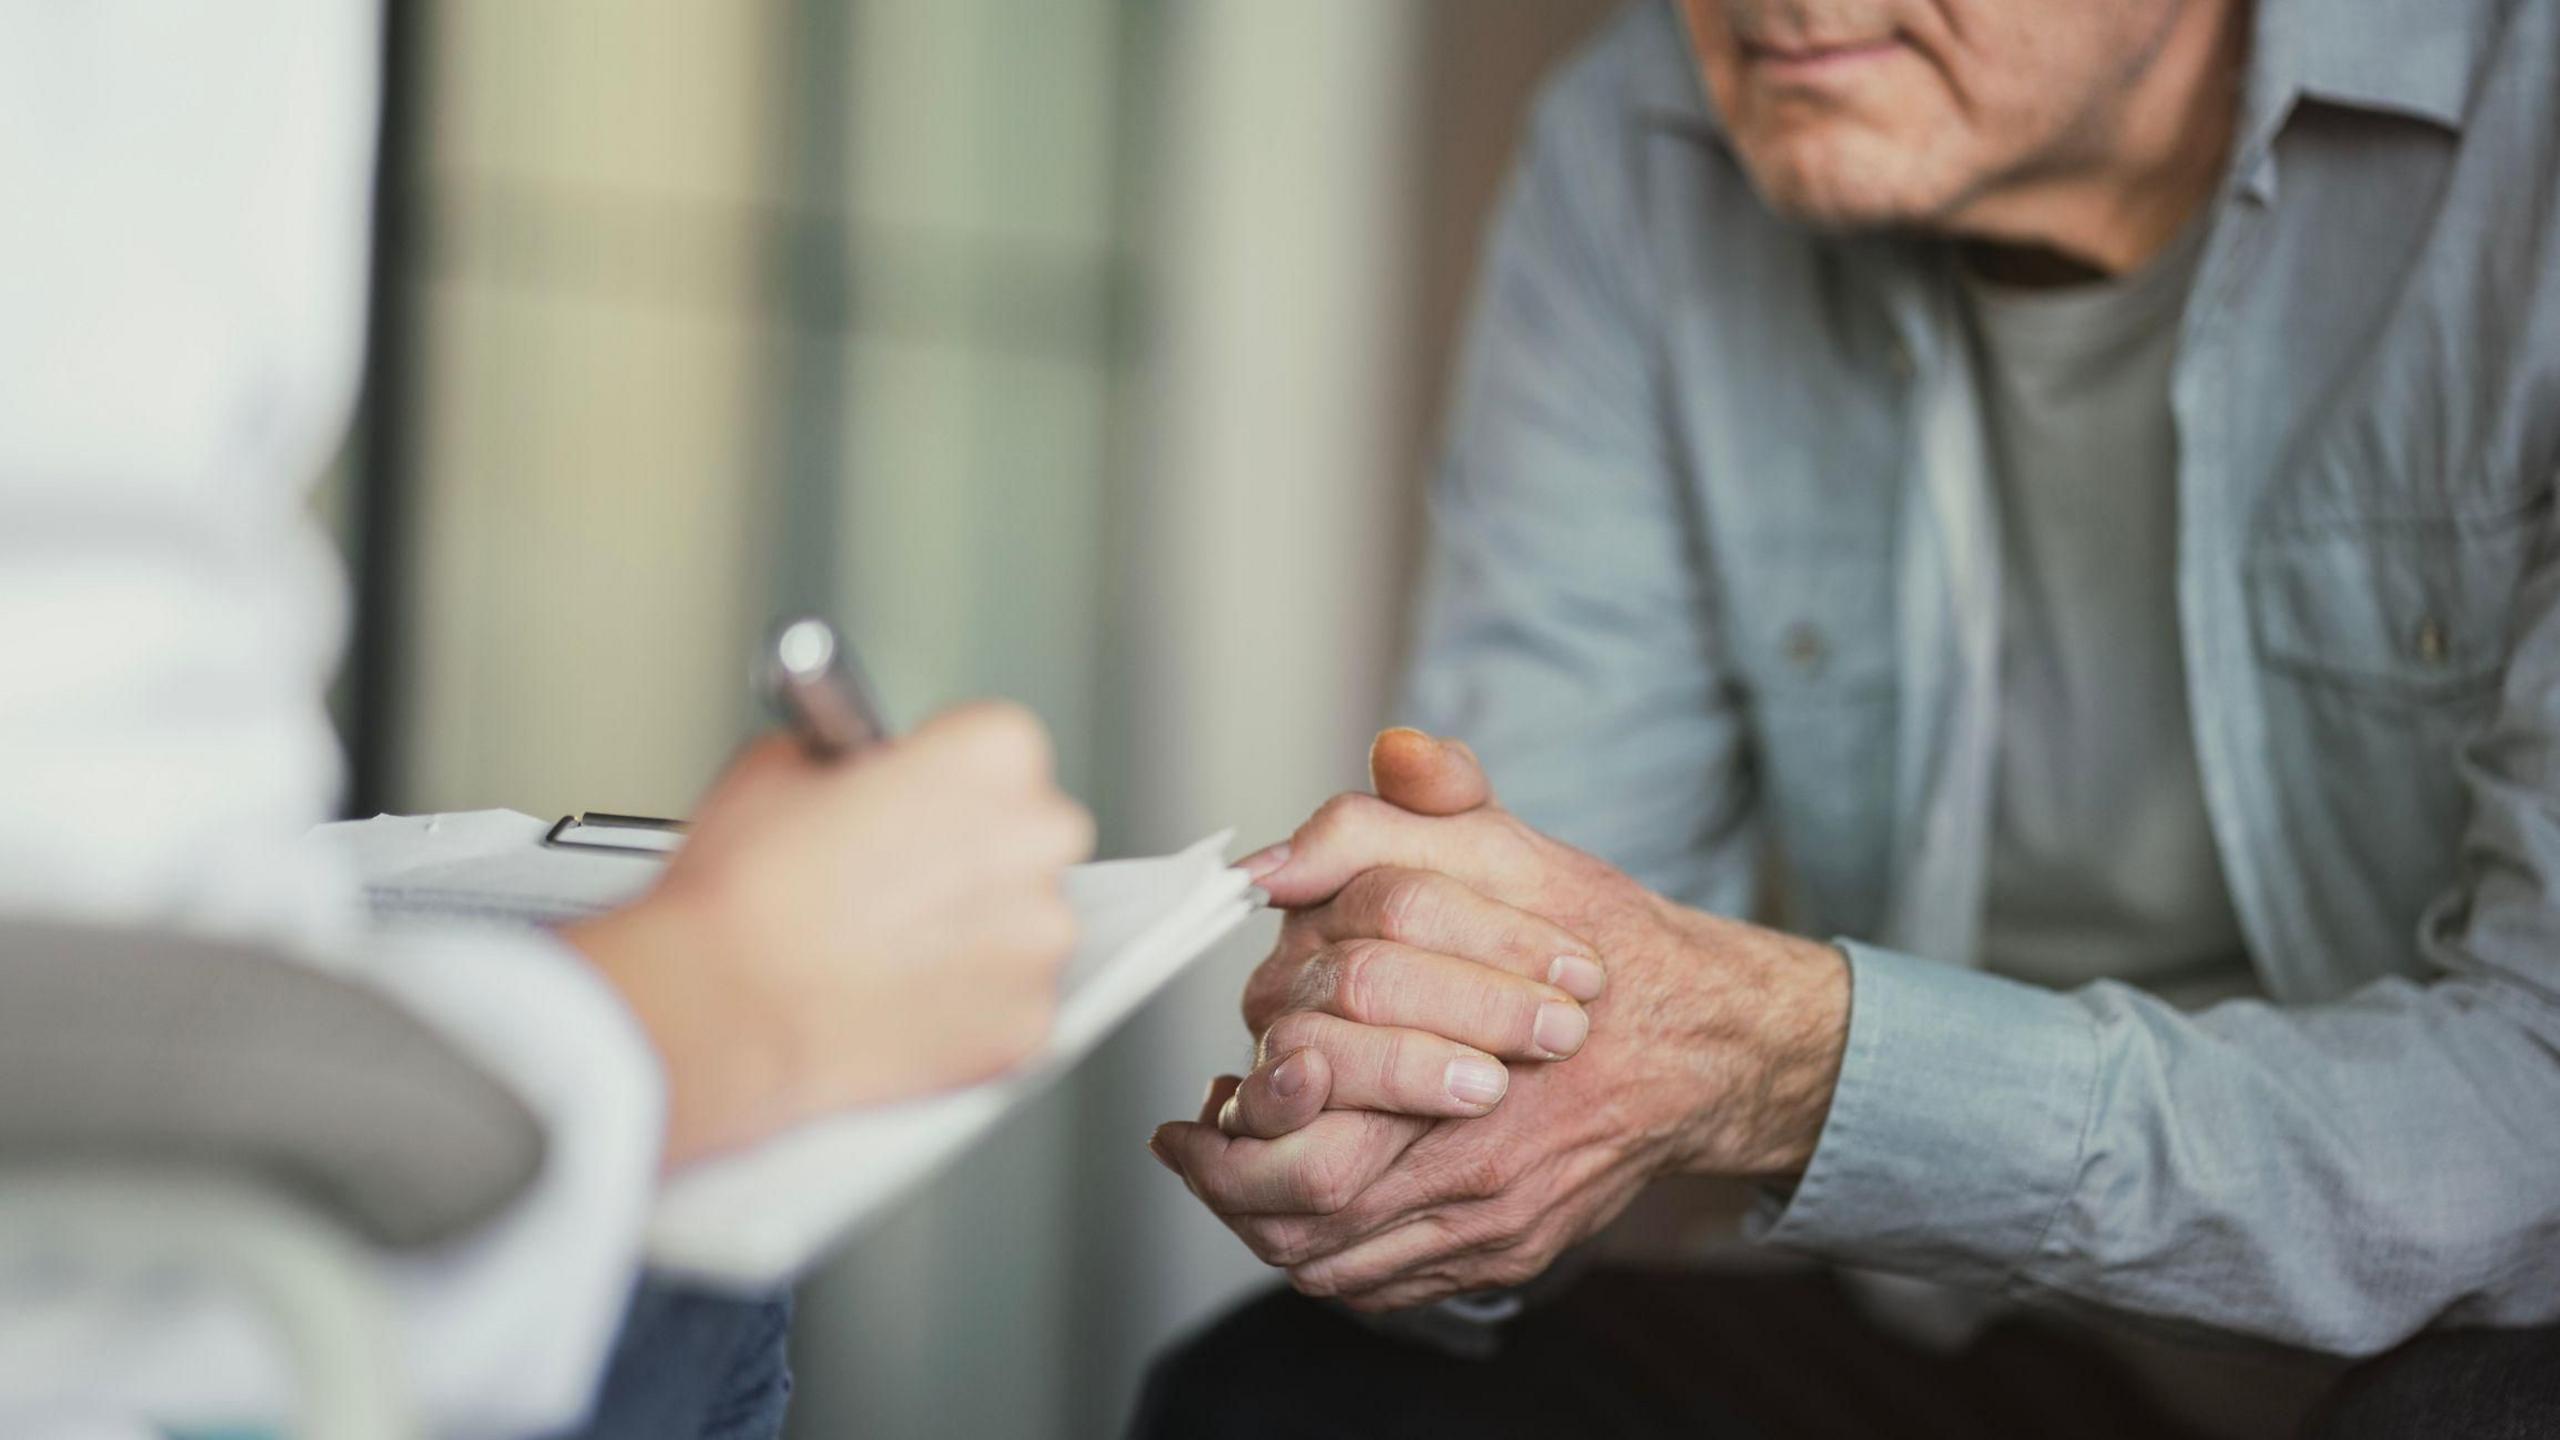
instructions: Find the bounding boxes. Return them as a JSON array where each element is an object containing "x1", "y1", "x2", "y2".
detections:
[{"x1": 1962, "y1": 230, "x2": 2253, "y2": 1003}]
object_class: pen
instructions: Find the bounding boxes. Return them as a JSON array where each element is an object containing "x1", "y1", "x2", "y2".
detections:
[{"x1": 763, "y1": 616, "x2": 889, "y2": 758}]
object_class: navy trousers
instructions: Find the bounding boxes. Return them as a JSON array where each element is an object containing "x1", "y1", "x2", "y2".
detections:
[{"x1": 547, "y1": 1281, "x2": 794, "y2": 1440}]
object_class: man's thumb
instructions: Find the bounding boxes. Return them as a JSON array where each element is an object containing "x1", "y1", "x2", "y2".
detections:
[{"x1": 1369, "y1": 727, "x2": 1493, "y2": 817}]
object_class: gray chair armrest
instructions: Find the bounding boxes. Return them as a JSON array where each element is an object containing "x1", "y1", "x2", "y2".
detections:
[{"x1": 0, "y1": 920, "x2": 546, "y2": 1248}]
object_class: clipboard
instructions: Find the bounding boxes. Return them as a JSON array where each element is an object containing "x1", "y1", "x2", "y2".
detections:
[
  {"x1": 309, "y1": 809, "x2": 1259, "y2": 1286},
  {"x1": 541, "y1": 812, "x2": 689, "y2": 856}
]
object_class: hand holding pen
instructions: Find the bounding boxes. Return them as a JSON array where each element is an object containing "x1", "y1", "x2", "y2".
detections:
[{"x1": 562, "y1": 615, "x2": 1093, "y2": 1165}]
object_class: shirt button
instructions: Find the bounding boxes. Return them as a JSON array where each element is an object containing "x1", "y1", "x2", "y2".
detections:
[
  {"x1": 1783, "y1": 622, "x2": 1828, "y2": 674},
  {"x1": 2414, "y1": 616, "x2": 2450, "y2": 666}
]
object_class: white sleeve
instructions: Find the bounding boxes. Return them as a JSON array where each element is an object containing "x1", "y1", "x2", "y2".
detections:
[{"x1": 0, "y1": 4, "x2": 663, "y2": 1436}]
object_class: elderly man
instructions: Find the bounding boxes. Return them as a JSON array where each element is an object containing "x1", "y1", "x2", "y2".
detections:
[{"x1": 1140, "y1": 0, "x2": 2560, "y2": 1433}]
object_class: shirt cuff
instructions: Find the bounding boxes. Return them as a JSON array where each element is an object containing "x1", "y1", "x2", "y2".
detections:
[
  {"x1": 1749, "y1": 939, "x2": 2099, "y2": 1292},
  {"x1": 362, "y1": 928, "x2": 666, "y2": 1439}
]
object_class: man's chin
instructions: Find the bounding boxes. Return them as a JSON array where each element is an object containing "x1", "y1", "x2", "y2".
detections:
[{"x1": 1730, "y1": 130, "x2": 1964, "y2": 233}]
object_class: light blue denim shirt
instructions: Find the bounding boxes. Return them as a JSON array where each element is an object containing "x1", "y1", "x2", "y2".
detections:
[{"x1": 1402, "y1": 0, "x2": 2560, "y2": 1356}]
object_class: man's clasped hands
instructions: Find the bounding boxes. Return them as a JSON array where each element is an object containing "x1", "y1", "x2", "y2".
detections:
[{"x1": 1148, "y1": 728, "x2": 1856, "y2": 1311}]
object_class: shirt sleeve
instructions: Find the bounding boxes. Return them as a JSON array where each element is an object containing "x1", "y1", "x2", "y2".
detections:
[
  {"x1": 1401, "y1": 63, "x2": 1762, "y2": 916},
  {"x1": 1758, "y1": 506, "x2": 2560, "y2": 1355},
  {"x1": 0, "y1": 5, "x2": 661, "y2": 1434}
]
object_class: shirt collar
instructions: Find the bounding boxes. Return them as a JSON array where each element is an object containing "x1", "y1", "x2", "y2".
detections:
[
  {"x1": 2235, "y1": 0, "x2": 2494, "y2": 199},
  {"x1": 1630, "y1": 0, "x2": 1721, "y2": 141},
  {"x1": 2256, "y1": 0, "x2": 2488, "y2": 132}
]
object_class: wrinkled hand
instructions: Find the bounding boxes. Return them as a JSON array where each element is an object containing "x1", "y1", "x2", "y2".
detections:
[
  {"x1": 570, "y1": 702, "x2": 1094, "y2": 1167},
  {"x1": 1150, "y1": 729, "x2": 1847, "y2": 1310},
  {"x1": 1206, "y1": 734, "x2": 1607, "y2": 1138}
]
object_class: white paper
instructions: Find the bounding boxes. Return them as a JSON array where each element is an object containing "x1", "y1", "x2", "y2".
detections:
[
  {"x1": 322, "y1": 810, "x2": 661, "y2": 927},
  {"x1": 305, "y1": 811, "x2": 1255, "y2": 1290}
]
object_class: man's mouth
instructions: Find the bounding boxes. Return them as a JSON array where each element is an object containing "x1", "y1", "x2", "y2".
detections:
[{"x1": 1739, "y1": 35, "x2": 1905, "y2": 80}]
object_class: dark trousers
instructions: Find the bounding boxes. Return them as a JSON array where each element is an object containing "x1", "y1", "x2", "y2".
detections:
[
  {"x1": 544, "y1": 1281, "x2": 795, "y2": 1440},
  {"x1": 1132, "y1": 1266, "x2": 2560, "y2": 1440}
]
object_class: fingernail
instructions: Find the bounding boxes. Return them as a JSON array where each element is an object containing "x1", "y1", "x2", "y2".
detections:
[
  {"x1": 1239, "y1": 842, "x2": 1292, "y2": 881},
  {"x1": 1533, "y1": 1001, "x2": 1590, "y2": 1058},
  {"x1": 1147, "y1": 1134, "x2": 1177, "y2": 1174},
  {"x1": 1271, "y1": 1050, "x2": 1310, "y2": 1099},
  {"x1": 1547, "y1": 955, "x2": 1606, "y2": 1001},
  {"x1": 1444, "y1": 1056, "x2": 1509, "y2": 1108}
]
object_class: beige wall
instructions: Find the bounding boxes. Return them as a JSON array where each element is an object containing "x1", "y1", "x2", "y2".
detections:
[{"x1": 400, "y1": 1, "x2": 785, "y2": 818}]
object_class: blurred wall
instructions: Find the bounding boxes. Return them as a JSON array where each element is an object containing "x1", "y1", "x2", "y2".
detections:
[
  {"x1": 384, "y1": 2, "x2": 1613, "y2": 1435},
  {"x1": 405, "y1": 1, "x2": 788, "y2": 819}
]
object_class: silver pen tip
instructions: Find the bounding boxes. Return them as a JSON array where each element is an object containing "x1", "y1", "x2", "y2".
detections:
[{"x1": 775, "y1": 617, "x2": 836, "y2": 678}]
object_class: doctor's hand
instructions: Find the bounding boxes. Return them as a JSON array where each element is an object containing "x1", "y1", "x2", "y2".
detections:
[
  {"x1": 1149, "y1": 729, "x2": 1849, "y2": 1310},
  {"x1": 567, "y1": 701, "x2": 1093, "y2": 1168}
]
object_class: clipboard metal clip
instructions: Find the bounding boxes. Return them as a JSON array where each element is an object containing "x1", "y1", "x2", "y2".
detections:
[{"x1": 542, "y1": 812, "x2": 689, "y2": 857}]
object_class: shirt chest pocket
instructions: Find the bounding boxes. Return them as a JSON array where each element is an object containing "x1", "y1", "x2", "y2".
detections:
[
  {"x1": 1732, "y1": 553, "x2": 1899, "y2": 701},
  {"x1": 2245, "y1": 504, "x2": 2542, "y2": 709},
  {"x1": 1731, "y1": 551, "x2": 1900, "y2": 936},
  {"x1": 2242, "y1": 502, "x2": 2543, "y2": 941}
]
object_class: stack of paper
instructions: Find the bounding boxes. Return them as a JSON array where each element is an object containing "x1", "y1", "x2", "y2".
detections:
[{"x1": 308, "y1": 811, "x2": 1256, "y2": 1290}]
